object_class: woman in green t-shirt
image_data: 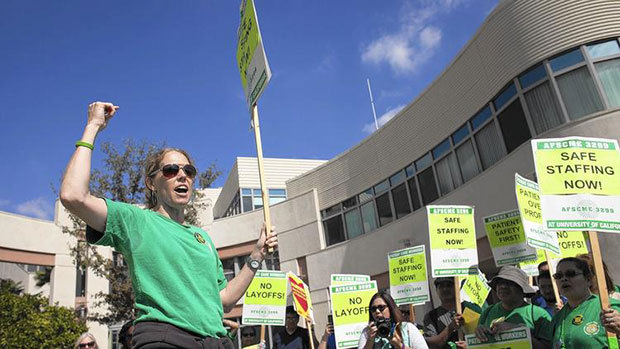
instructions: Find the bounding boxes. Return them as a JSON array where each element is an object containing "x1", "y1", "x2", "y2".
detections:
[
  {"x1": 474, "y1": 266, "x2": 552, "y2": 348},
  {"x1": 551, "y1": 257, "x2": 620, "y2": 348}
]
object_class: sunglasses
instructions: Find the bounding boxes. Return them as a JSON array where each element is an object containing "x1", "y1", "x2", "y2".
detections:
[
  {"x1": 242, "y1": 333, "x2": 255, "y2": 338},
  {"x1": 149, "y1": 163, "x2": 197, "y2": 179},
  {"x1": 553, "y1": 270, "x2": 584, "y2": 280},
  {"x1": 370, "y1": 304, "x2": 388, "y2": 312},
  {"x1": 78, "y1": 342, "x2": 96, "y2": 348}
]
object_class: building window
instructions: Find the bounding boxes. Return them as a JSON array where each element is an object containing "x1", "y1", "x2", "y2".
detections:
[
  {"x1": 519, "y1": 64, "x2": 547, "y2": 90},
  {"x1": 324, "y1": 215, "x2": 345, "y2": 246},
  {"x1": 497, "y1": 100, "x2": 531, "y2": 153},
  {"x1": 268, "y1": 189, "x2": 287, "y2": 205},
  {"x1": 555, "y1": 67, "x2": 604, "y2": 120},
  {"x1": 344, "y1": 209, "x2": 364, "y2": 239},
  {"x1": 524, "y1": 81, "x2": 564, "y2": 134},
  {"x1": 375, "y1": 192, "x2": 393, "y2": 226},
  {"x1": 471, "y1": 106, "x2": 492, "y2": 130},
  {"x1": 417, "y1": 167, "x2": 439, "y2": 205},
  {"x1": 221, "y1": 258, "x2": 235, "y2": 282},
  {"x1": 391, "y1": 183, "x2": 411, "y2": 219},
  {"x1": 493, "y1": 83, "x2": 517, "y2": 111},
  {"x1": 475, "y1": 121, "x2": 506, "y2": 170},
  {"x1": 550, "y1": 48, "x2": 584, "y2": 72},
  {"x1": 435, "y1": 153, "x2": 462, "y2": 195},
  {"x1": 75, "y1": 266, "x2": 86, "y2": 297},
  {"x1": 407, "y1": 177, "x2": 422, "y2": 210},
  {"x1": 455, "y1": 140, "x2": 479, "y2": 182},
  {"x1": 297, "y1": 257, "x2": 309, "y2": 285},
  {"x1": 587, "y1": 40, "x2": 620, "y2": 59},
  {"x1": 594, "y1": 58, "x2": 620, "y2": 108},
  {"x1": 360, "y1": 201, "x2": 378, "y2": 233}
]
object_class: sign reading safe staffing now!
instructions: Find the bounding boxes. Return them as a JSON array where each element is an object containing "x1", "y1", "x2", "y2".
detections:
[
  {"x1": 483, "y1": 209, "x2": 537, "y2": 266},
  {"x1": 532, "y1": 137, "x2": 620, "y2": 233},
  {"x1": 242, "y1": 270, "x2": 287, "y2": 325},
  {"x1": 388, "y1": 245, "x2": 430, "y2": 306},
  {"x1": 330, "y1": 281, "x2": 378, "y2": 349},
  {"x1": 237, "y1": 0, "x2": 271, "y2": 109},
  {"x1": 515, "y1": 173, "x2": 561, "y2": 255},
  {"x1": 427, "y1": 205, "x2": 478, "y2": 277}
]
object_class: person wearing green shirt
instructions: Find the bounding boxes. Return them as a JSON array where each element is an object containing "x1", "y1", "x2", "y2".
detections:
[
  {"x1": 60, "y1": 102, "x2": 278, "y2": 348},
  {"x1": 551, "y1": 257, "x2": 620, "y2": 348},
  {"x1": 475, "y1": 266, "x2": 551, "y2": 349}
]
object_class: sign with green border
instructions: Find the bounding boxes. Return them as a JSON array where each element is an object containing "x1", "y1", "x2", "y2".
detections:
[
  {"x1": 242, "y1": 270, "x2": 287, "y2": 325},
  {"x1": 331, "y1": 274, "x2": 371, "y2": 286},
  {"x1": 484, "y1": 210, "x2": 537, "y2": 266},
  {"x1": 330, "y1": 281, "x2": 378, "y2": 349},
  {"x1": 460, "y1": 269, "x2": 491, "y2": 308},
  {"x1": 388, "y1": 245, "x2": 430, "y2": 305},
  {"x1": 465, "y1": 327, "x2": 532, "y2": 348}
]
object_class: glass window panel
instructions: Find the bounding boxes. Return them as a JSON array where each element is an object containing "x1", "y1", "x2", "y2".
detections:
[
  {"x1": 358, "y1": 188, "x2": 374, "y2": 203},
  {"x1": 415, "y1": 152, "x2": 432, "y2": 170},
  {"x1": 497, "y1": 100, "x2": 532, "y2": 153},
  {"x1": 451, "y1": 124, "x2": 470, "y2": 145},
  {"x1": 435, "y1": 153, "x2": 463, "y2": 195},
  {"x1": 391, "y1": 183, "x2": 411, "y2": 219},
  {"x1": 417, "y1": 167, "x2": 439, "y2": 205},
  {"x1": 253, "y1": 197, "x2": 263, "y2": 209},
  {"x1": 268, "y1": 189, "x2": 286, "y2": 196},
  {"x1": 493, "y1": 83, "x2": 517, "y2": 111},
  {"x1": 550, "y1": 48, "x2": 584, "y2": 72},
  {"x1": 524, "y1": 81, "x2": 564, "y2": 134},
  {"x1": 519, "y1": 64, "x2": 547, "y2": 90},
  {"x1": 475, "y1": 121, "x2": 506, "y2": 170},
  {"x1": 432, "y1": 139, "x2": 451, "y2": 159},
  {"x1": 252, "y1": 189, "x2": 262, "y2": 196},
  {"x1": 595, "y1": 58, "x2": 620, "y2": 108},
  {"x1": 456, "y1": 140, "x2": 479, "y2": 182},
  {"x1": 241, "y1": 188, "x2": 252, "y2": 196},
  {"x1": 344, "y1": 209, "x2": 364, "y2": 239},
  {"x1": 269, "y1": 197, "x2": 285, "y2": 205},
  {"x1": 222, "y1": 258, "x2": 236, "y2": 282},
  {"x1": 324, "y1": 215, "x2": 345, "y2": 246},
  {"x1": 374, "y1": 180, "x2": 389, "y2": 194},
  {"x1": 342, "y1": 197, "x2": 358, "y2": 210},
  {"x1": 375, "y1": 192, "x2": 393, "y2": 226},
  {"x1": 587, "y1": 40, "x2": 620, "y2": 59},
  {"x1": 242, "y1": 197, "x2": 253, "y2": 212},
  {"x1": 405, "y1": 164, "x2": 415, "y2": 177},
  {"x1": 390, "y1": 170, "x2": 406, "y2": 186},
  {"x1": 471, "y1": 106, "x2": 492, "y2": 130},
  {"x1": 556, "y1": 67, "x2": 604, "y2": 120},
  {"x1": 407, "y1": 177, "x2": 422, "y2": 211},
  {"x1": 361, "y1": 201, "x2": 378, "y2": 233},
  {"x1": 324, "y1": 203, "x2": 341, "y2": 216}
]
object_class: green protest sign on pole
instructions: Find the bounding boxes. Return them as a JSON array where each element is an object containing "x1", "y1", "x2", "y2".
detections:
[
  {"x1": 518, "y1": 249, "x2": 546, "y2": 276},
  {"x1": 484, "y1": 210, "x2": 537, "y2": 266},
  {"x1": 242, "y1": 270, "x2": 287, "y2": 325},
  {"x1": 531, "y1": 137, "x2": 620, "y2": 233},
  {"x1": 388, "y1": 245, "x2": 430, "y2": 306},
  {"x1": 330, "y1": 281, "x2": 378, "y2": 349},
  {"x1": 465, "y1": 327, "x2": 532, "y2": 348},
  {"x1": 427, "y1": 205, "x2": 478, "y2": 277},
  {"x1": 460, "y1": 269, "x2": 491, "y2": 308},
  {"x1": 331, "y1": 274, "x2": 371, "y2": 286},
  {"x1": 515, "y1": 173, "x2": 560, "y2": 255},
  {"x1": 237, "y1": 0, "x2": 271, "y2": 109}
]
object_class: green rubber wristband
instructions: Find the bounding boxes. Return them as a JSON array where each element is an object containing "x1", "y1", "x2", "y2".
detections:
[{"x1": 75, "y1": 141, "x2": 94, "y2": 150}]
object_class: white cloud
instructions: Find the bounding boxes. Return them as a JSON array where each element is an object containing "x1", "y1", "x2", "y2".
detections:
[
  {"x1": 363, "y1": 104, "x2": 406, "y2": 133},
  {"x1": 16, "y1": 197, "x2": 53, "y2": 220},
  {"x1": 362, "y1": 0, "x2": 465, "y2": 74}
]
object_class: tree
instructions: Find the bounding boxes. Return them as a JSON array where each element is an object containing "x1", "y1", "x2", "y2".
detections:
[
  {"x1": 0, "y1": 279, "x2": 88, "y2": 348},
  {"x1": 60, "y1": 139, "x2": 220, "y2": 325}
]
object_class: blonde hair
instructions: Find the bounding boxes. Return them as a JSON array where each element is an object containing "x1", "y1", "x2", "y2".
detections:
[
  {"x1": 74, "y1": 332, "x2": 98, "y2": 349},
  {"x1": 144, "y1": 147, "x2": 195, "y2": 209}
]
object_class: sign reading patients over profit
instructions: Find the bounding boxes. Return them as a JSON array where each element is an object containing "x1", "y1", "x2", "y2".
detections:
[
  {"x1": 242, "y1": 271, "x2": 287, "y2": 325},
  {"x1": 330, "y1": 281, "x2": 378, "y2": 349},
  {"x1": 287, "y1": 272, "x2": 314, "y2": 322},
  {"x1": 460, "y1": 270, "x2": 491, "y2": 308},
  {"x1": 237, "y1": 0, "x2": 271, "y2": 109},
  {"x1": 465, "y1": 327, "x2": 532, "y2": 349},
  {"x1": 331, "y1": 274, "x2": 371, "y2": 286},
  {"x1": 427, "y1": 205, "x2": 478, "y2": 277},
  {"x1": 515, "y1": 174, "x2": 560, "y2": 255},
  {"x1": 532, "y1": 137, "x2": 620, "y2": 233},
  {"x1": 388, "y1": 245, "x2": 430, "y2": 306},
  {"x1": 484, "y1": 210, "x2": 537, "y2": 266}
]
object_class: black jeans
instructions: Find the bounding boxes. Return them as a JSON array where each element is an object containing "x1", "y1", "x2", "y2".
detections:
[{"x1": 133, "y1": 321, "x2": 235, "y2": 349}]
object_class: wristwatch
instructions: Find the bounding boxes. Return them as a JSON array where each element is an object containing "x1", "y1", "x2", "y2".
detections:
[{"x1": 246, "y1": 257, "x2": 262, "y2": 271}]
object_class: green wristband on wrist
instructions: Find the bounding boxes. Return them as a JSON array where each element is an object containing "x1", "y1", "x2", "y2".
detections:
[{"x1": 75, "y1": 141, "x2": 94, "y2": 150}]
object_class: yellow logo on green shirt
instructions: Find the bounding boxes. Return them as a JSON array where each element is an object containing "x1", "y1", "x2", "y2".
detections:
[
  {"x1": 194, "y1": 232, "x2": 206, "y2": 244},
  {"x1": 584, "y1": 321, "x2": 600, "y2": 336}
]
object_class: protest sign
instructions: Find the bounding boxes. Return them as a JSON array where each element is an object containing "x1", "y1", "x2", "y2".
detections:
[
  {"x1": 518, "y1": 249, "x2": 546, "y2": 277},
  {"x1": 287, "y1": 272, "x2": 314, "y2": 322},
  {"x1": 331, "y1": 274, "x2": 371, "y2": 286},
  {"x1": 388, "y1": 245, "x2": 430, "y2": 305},
  {"x1": 465, "y1": 327, "x2": 532, "y2": 348},
  {"x1": 242, "y1": 270, "x2": 287, "y2": 325},
  {"x1": 484, "y1": 210, "x2": 537, "y2": 266},
  {"x1": 532, "y1": 137, "x2": 620, "y2": 233},
  {"x1": 460, "y1": 270, "x2": 491, "y2": 308},
  {"x1": 515, "y1": 174, "x2": 560, "y2": 254},
  {"x1": 330, "y1": 281, "x2": 378, "y2": 349},
  {"x1": 427, "y1": 205, "x2": 478, "y2": 277}
]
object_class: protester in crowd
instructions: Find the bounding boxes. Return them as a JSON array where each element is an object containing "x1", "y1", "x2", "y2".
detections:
[
  {"x1": 318, "y1": 320, "x2": 336, "y2": 349},
  {"x1": 551, "y1": 257, "x2": 620, "y2": 347},
  {"x1": 576, "y1": 253, "x2": 620, "y2": 300},
  {"x1": 423, "y1": 277, "x2": 467, "y2": 349},
  {"x1": 118, "y1": 321, "x2": 134, "y2": 349},
  {"x1": 359, "y1": 291, "x2": 428, "y2": 349},
  {"x1": 241, "y1": 326, "x2": 259, "y2": 348},
  {"x1": 538, "y1": 261, "x2": 549, "y2": 276},
  {"x1": 474, "y1": 266, "x2": 551, "y2": 349},
  {"x1": 273, "y1": 306, "x2": 318, "y2": 349},
  {"x1": 74, "y1": 333, "x2": 98, "y2": 349},
  {"x1": 60, "y1": 101, "x2": 277, "y2": 348},
  {"x1": 532, "y1": 271, "x2": 566, "y2": 316}
]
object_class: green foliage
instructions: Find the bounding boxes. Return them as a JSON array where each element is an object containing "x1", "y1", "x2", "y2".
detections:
[
  {"x1": 0, "y1": 285, "x2": 87, "y2": 348},
  {"x1": 1, "y1": 278, "x2": 24, "y2": 295}
]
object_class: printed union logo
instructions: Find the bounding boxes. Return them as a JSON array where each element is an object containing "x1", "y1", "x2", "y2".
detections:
[
  {"x1": 584, "y1": 321, "x2": 600, "y2": 336},
  {"x1": 194, "y1": 232, "x2": 206, "y2": 244},
  {"x1": 258, "y1": 306, "x2": 269, "y2": 318},
  {"x1": 577, "y1": 200, "x2": 599, "y2": 219}
]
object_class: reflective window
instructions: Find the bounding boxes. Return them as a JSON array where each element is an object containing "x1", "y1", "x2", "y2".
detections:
[
  {"x1": 342, "y1": 197, "x2": 358, "y2": 210},
  {"x1": 374, "y1": 180, "x2": 390, "y2": 194},
  {"x1": 456, "y1": 140, "x2": 479, "y2": 182},
  {"x1": 345, "y1": 209, "x2": 364, "y2": 239},
  {"x1": 324, "y1": 203, "x2": 341, "y2": 217},
  {"x1": 415, "y1": 152, "x2": 432, "y2": 170},
  {"x1": 417, "y1": 167, "x2": 439, "y2": 205},
  {"x1": 556, "y1": 67, "x2": 604, "y2": 120},
  {"x1": 550, "y1": 48, "x2": 584, "y2": 72},
  {"x1": 519, "y1": 64, "x2": 547, "y2": 90},
  {"x1": 471, "y1": 106, "x2": 492, "y2": 130},
  {"x1": 587, "y1": 40, "x2": 620, "y2": 59},
  {"x1": 407, "y1": 177, "x2": 422, "y2": 211},
  {"x1": 405, "y1": 164, "x2": 415, "y2": 177},
  {"x1": 358, "y1": 188, "x2": 374, "y2": 203},
  {"x1": 361, "y1": 201, "x2": 378, "y2": 233},
  {"x1": 253, "y1": 196, "x2": 263, "y2": 209},
  {"x1": 435, "y1": 153, "x2": 462, "y2": 195},
  {"x1": 497, "y1": 100, "x2": 531, "y2": 153},
  {"x1": 390, "y1": 170, "x2": 406, "y2": 186},
  {"x1": 375, "y1": 192, "x2": 393, "y2": 226},
  {"x1": 391, "y1": 183, "x2": 411, "y2": 219},
  {"x1": 432, "y1": 139, "x2": 451, "y2": 159},
  {"x1": 524, "y1": 81, "x2": 564, "y2": 134},
  {"x1": 253, "y1": 189, "x2": 262, "y2": 196},
  {"x1": 242, "y1": 196, "x2": 253, "y2": 212},
  {"x1": 324, "y1": 216, "x2": 345, "y2": 246},
  {"x1": 241, "y1": 188, "x2": 252, "y2": 195},
  {"x1": 475, "y1": 121, "x2": 506, "y2": 170},
  {"x1": 594, "y1": 58, "x2": 620, "y2": 107},
  {"x1": 493, "y1": 83, "x2": 517, "y2": 111},
  {"x1": 451, "y1": 124, "x2": 470, "y2": 145}
]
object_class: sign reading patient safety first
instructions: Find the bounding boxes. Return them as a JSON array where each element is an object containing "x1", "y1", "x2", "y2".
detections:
[
  {"x1": 388, "y1": 245, "x2": 430, "y2": 306},
  {"x1": 532, "y1": 137, "x2": 620, "y2": 233},
  {"x1": 330, "y1": 281, "x2": 378, "y2": 349},
  {"x1": 427, "y1": 205, "x2": 478, "y2": 277},
  {"x1": 484, "y1": 210, "x2": 537, "y2": 266},
  {"x1": 242, "y1": 270, "x2": 287, "y2": 325}
]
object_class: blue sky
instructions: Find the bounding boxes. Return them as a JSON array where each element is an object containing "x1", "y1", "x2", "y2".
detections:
[{"x1": 0, "y1": 0, "x2": 498, "y2": 220}]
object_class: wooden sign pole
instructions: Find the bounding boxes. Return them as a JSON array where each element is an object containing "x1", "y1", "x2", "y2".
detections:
[
  {"x1": 588, "y1": 231, "x2": 618, "y2": 347},
  {"x1": 409, "y1": 304, "x2": 416, "y2": 323},
  {"x1": 544, "y1": 250, "x2": 563, "y2": 307},
  {"x1": 307, "y1": 319, "x2": 316, "y2": 349},
  {"x1": 454, "y1": 276, "x2": 463, "y2": 341}
]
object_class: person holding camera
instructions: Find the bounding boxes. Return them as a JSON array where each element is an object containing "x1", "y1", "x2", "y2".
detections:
[{"x1": 358, "y1": 291, "x2": 428, "y2": 349}]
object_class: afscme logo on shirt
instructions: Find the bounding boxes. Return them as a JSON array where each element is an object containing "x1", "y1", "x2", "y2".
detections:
[{"x1": 194, "y1": 232, "x2": 206, "y2": 244}]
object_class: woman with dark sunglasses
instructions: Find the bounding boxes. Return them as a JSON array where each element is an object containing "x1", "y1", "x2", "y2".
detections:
[
  {"x1": 550, "y1": 257, "x2": 620, "y2": 348},
  {"x1": 60, "y1": 101, "x2": 277, "y2": 348},
  {"x1": 358, "y1": 291, "x2": 428, "y2": 349}
]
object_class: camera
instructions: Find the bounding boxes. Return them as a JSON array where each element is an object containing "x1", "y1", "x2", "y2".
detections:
[{"x1": 375, "y1": 319, "x2": 392, "y2": 338}]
